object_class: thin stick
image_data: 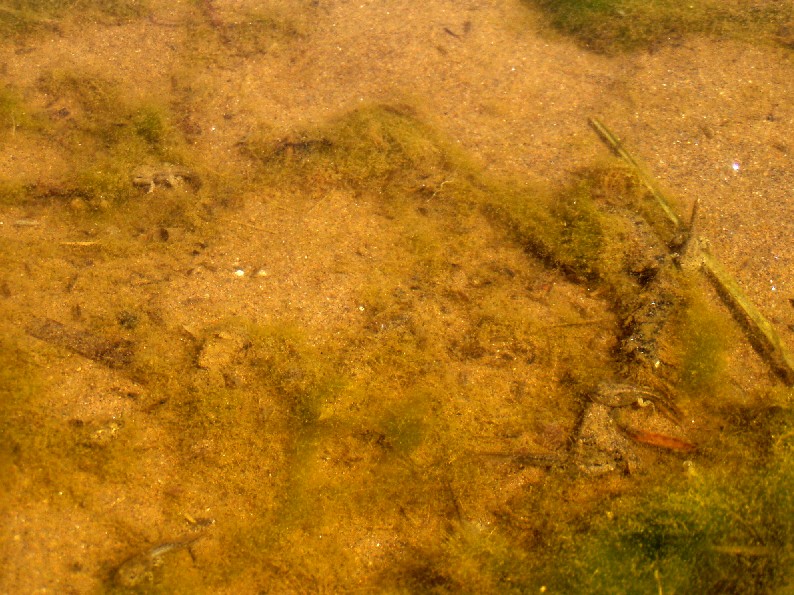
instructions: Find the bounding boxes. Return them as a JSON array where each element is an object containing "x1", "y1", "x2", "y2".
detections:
[
  {"x1": 589, "y1": 117, "x2": 683, "y2": 230},
  {"x1": 711, "y1": 545, "x2": 770, "y2": 557},
  {"x1": 589, "y1": 117, "x2": 794, "y2": 386},
  {"x1": 701, "y1": 246, "x2": 794, "y2": 385},
  {"x1": 544, "y1": 318, "x2": 612, "y2": 329}
]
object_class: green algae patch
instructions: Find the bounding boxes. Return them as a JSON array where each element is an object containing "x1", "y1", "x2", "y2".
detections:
[
  {"x1": 0, "y1": 179, "x2": 27, "y2": 206},
  {"x1": 672, "y1": 289, "x2": 737, "y2": 395},
  {"x1": 534, "y1": 446, "x2": 794, "y2": 594},
  {"x1": 179, "y1": 0, "x2": 315, "y2": 65},
  {"x1": 35, "y1": 70, "x2": 179, "y2": 160},
  {"x1": 4, "y1": 96, "x2": 793, "y2": 592},
  {"x1": 483, "y1": 179, "x2": 601, "y2": 282},
  {"x1": 0, "y1": 85, "x2": 33, "y2": 140},
  {"x1": 241, "y1": 103, "x2": 700, "y2": 391},
  {"x1": 1, "y1": 70, "x2": 205, "y2": 215},
  {"x1": 244, "y1": 105, "x2": 660, "y2": 303},
  {"x1": 0, "y1": 330, "x2": 141, "y2": 499},
  {"x1": 242, "y1": 104, "x2": 467, "y2": 202},
  {"x1": 245, "y1": 322, "x2": 348, "y2": 429},
  {"x1": 526, "y1": 0, "x2": 792, "y2": 53},
  {"x1": 210, "y1": 7, "x2": 310, "y2": 57},
  {"x1": 0, "y1": 68, "x2": 229, "y2": 258},
  {"x1": 0, "y1": 333, "x2": 40, "y2": 492},
  {"x1": 0, "y1": 0, "x2": 147, "y2": 39}
]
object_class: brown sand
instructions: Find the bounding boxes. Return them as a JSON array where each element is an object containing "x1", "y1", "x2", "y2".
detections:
[{"x1": 1, "y1": 1, "x2": 792, "y2": 591}]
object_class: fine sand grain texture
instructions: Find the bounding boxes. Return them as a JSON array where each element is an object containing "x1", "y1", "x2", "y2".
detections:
[{"x1": 1, "y1": 1, "x2": 792, "y2": 592}]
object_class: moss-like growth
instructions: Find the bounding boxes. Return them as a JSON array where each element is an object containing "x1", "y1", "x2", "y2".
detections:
[
  {"x1": 144, "y1": 319, "x2": 346, "y2": 461},
  {"x1": 0, "y1": 179, "x2": 26, "y2": 206},
  {"x1": 377, "y1": 390, "x2": 429, "y2": 456},
  {"x1": 534, "y1": 449, "x2": 794, "y2": 593},
  {"x1": 247, "y1": 322, "x2": 346, "y2": 428},
  {"x1": 0, "y1": 85, "x2": 25, "y2": 138},
  {"x1": 131, "y1": 105, "x2": 168, "y2": 148},
  {"x1": 246, "y1": 105, "x2": 657, "y2": 298},
  {"x1": 0, "y1": 0, "x2": 147, "y2": 39},
  {"x1": 0, "y1": 333, "x2": 39, "y2": 492},
  {"x1": 526, "y1": 0, "x2": 791, "y2": 53},
  {"x1": 675, "y1": 291, "x2": 734, "y2": 394},
  {"x1": 544, "y1": 182, "x2": 605, "y2": 280},
  {"x1": 243, "y1": 104, "x2": 466, "y2": 201},
  {"x1": 5, "y1": 93, "x2": 792, "y2": 592},
  {"x1": 37, "y1": 71, "x2": 177, "y2": 155},
  {"x1": 28, "y1": 70, "x2": 192, "y2": 208},
  {"x1": 487, "y1": 167, "x2": 674, "y2": 319},
  {"x1": 0, "y1": 330, "x2": 140, "y2": 499},
  {"x1": 215, "y1": 9, "x2": 308, "y2": 57},
  {"x1": 583, "y1": 161, "x2": 684, "y2": 251}
]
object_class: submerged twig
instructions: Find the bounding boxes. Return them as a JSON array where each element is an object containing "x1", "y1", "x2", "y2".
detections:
[
  {"x1": 590, "y1": 117, "x2": 794, "y2": 386},
  {"x1": 700, "y1": 246, "x2": 794, "y2": 385},
  {"x1": 589, "y1": 117, "x2": 683, "y2": 231},
  {"x1": 13, "y1": 218, "x2": 41, "y2": 227},
  {"x1": 474, "y1": 450, "x2": 566, "y2": 469},
  {"x1": 711, "y1": 544, "x2": 770, "y2": 557},
  {"x1": 543, "y1": 318, "x2": 613, "y2": 329},
  {"x1": 60, "y1": 241, "x2": 100, "y2": 247},
  {"x1": 113, "y1": 534, "x2": 204, "y2": 588}
]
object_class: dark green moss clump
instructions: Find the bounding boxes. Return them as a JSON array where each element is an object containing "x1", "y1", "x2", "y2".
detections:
[
  {"x1": 20, "y1": 70, "x2": 197, "y2": 211},
  {"x1": 534, "y1": 445, "x2": 794, "y2": 594},
  {"x1": 243, "y1": 104, "x2": 462, "y2": 201},
  {"x1": 526, "y1": 0, "x2": 791, "y2": 53}
]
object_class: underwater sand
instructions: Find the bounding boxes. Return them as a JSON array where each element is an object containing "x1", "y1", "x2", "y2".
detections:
[{"x1": 1, "y1": 1, "x2": 793, "y2": 592}]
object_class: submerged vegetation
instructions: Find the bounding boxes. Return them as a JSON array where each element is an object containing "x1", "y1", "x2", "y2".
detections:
[
  {"x1": 2, "y1": 88, "x2": 793, "y2": 590},
  {"x1": 526, "y1": 0, "x2": 793, "y2": 53},
  {"x1": 539, "y1": 443, "x2": 794, "y2": 593},
  {"x1": 1, "y1": 3, "x2": 793, "y2": 592},
  {"x1": 34, "y1": 70, "x2": 187, "y2": 205},
  {"x1": 0, "y1": 0, "x2": 146, "y2": 38}
]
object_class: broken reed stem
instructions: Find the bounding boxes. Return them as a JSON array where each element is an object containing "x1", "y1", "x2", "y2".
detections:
[
  {"x1": 588, "y1": 117, "x2": 683, "y2": 230},
  {"x1": 590, "y1": 116, "x2": 794, "y2": 386},
  {"x1": 544, "y1": 318, "x2": 613, "y2": 329},
  {"x1": 701, "y1": 247, "x2": 794, "y2": 385}
]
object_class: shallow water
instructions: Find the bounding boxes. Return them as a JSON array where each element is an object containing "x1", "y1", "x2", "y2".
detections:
[{"x1": 1, "y1": 1, "x2": 793, "y2": 592}]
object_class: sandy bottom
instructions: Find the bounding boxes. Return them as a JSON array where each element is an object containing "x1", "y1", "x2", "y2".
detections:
[{"x1": 1, "y1": 0, "x2": 792, "y2": 592}]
